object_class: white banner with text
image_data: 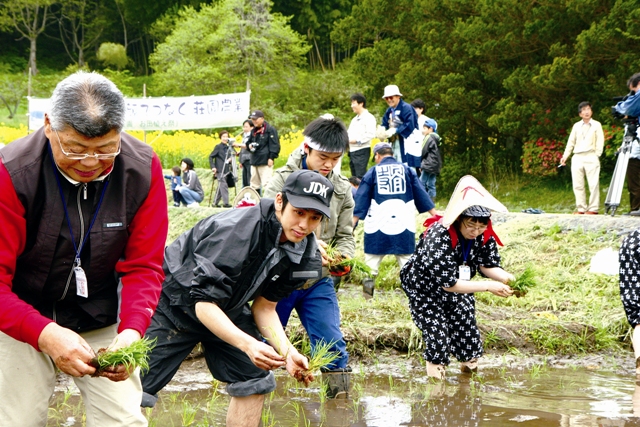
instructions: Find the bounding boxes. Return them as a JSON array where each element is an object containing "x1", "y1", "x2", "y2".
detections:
[{"x1": 28, "y1": 91, "x2": 251, "y2": 131}]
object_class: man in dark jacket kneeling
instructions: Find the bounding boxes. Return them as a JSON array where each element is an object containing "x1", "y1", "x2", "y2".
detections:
[{"x1": 141, "y1": 170, "x2": 334, "y2": 427}]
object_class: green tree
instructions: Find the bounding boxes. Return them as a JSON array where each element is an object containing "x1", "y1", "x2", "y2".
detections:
[
  {"x1": 332, "y1": 0, "x2": 640, "y2": 187},
  {"x1": 272, "y1": 0, "x2": 354, "y2": 69},
  {"x1": 56, "y1": 0, "x2": 109, "y2": 67},
  {"x1": 0, "y1": 0, "x2": 54, "y2": 74},
  {"x1": 0, "y1": 64, "x2": 27, "y2": 119},
  {"x1": 149, "y1": 0, "x2": 309, "y2": 95},
  {"x1": 97, "y1": 42, "x2": 129, "y2": 70}
]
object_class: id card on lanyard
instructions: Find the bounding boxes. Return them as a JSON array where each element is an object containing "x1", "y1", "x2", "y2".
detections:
[
  {"x1": 50, "y1": 147, "x2": 109, "y2": 298},
  {"x1": 459, "y1": 238, "x2": 472, "y2": 281}
]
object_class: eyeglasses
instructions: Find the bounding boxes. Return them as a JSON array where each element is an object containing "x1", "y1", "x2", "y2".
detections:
[
  {"x1": 462, "y1": 220, "x2": 488, "y2": 232},
  {"x1": 54, "y1": 129, "x2": 121, "y2": 160}
]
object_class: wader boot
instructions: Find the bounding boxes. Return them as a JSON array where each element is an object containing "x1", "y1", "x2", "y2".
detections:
[
  {"x1": 363, "y1": 277, "x2": 375, "y2": 298},
  {"x1": 321, "y1": 367, "x2": 352, "y2": 399}
]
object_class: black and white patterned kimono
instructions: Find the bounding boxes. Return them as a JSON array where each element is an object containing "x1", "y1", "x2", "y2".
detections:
[
  {"x1": 619, "y1": 229, "x2": 640, "y2": 327},
  {"x1": 400, "y1": 222, "x2": 501, "y2": 365}
]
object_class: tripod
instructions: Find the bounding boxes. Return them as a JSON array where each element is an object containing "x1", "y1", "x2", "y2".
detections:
[
  {"x1": 604, "y1": 119, "x2": 639, "y2": 216},
  {"x1": 209, "y1": 144, "x2": 238, "y2": 207}
]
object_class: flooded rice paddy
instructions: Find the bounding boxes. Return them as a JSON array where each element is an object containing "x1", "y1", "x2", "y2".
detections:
[{"x1": 48, "y1": 353, "x2": 640, "y2": 426}]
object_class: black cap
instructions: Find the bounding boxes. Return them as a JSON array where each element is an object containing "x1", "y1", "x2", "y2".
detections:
[
  {"x1": 249, "y1": 110, "x2": 265, "y2": 119},
  {"x1": 461, "y1": 205, "x2": 491, "y2": 218},
  {"x1": 282, "y1": 170, "x2": 334, "y2": 218}
]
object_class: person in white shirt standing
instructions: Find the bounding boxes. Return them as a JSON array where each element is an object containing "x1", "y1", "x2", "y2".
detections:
[
  {"x1": 560, "y1": 101, "x2": 604, "y2": 214},
  {"x1": 347, "y1": 93, "x2": 377, "y2": 179}
]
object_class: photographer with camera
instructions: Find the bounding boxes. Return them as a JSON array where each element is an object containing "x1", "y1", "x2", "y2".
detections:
[
  {"x1": 247, "y1": 110, "x2": 280, "y2": 195},
  {"x1": 209, "y1": 130, "x2": 237, "y2": 208},
  {"x1": 614, "y1": 73, "x2": 640, "y2": 215},
  {"x1": 615, "y1": 73, "x2": 640, "y2": 119}
]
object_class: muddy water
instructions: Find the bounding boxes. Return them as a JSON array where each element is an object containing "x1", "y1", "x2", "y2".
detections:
[{"x1": 48, "y1": 354, "x2": 640, "y2": 426}]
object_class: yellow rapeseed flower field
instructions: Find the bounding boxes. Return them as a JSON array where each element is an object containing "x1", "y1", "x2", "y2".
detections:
[
  {"x1": 0, "y1": 125, "x2": 306, "y2": 169},
  {"x1": 0, "y1": 124, "x2": 30, "y2": 144}
]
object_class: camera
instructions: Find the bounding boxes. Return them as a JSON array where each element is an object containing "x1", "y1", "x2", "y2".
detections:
[{"x1": 612, "y1": 91, "x2": 638, "y2": 121}]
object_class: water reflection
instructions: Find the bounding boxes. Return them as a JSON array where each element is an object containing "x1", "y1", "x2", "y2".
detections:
[{"x1": 47, "y1": 361, "x2": 640, "y2": 426}]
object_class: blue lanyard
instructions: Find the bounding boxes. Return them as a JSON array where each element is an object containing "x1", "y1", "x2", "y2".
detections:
[
  {"x1": 48, "y1": 146, "x2": 109, "y2": 267},
  {"x1": 461, "y1": 238, "x2": 472, "y2": 265}
]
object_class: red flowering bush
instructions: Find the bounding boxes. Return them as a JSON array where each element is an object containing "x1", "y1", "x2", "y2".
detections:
[
  {"x1": 522, "y1": 138, "x2": 565, "y2": 176},
  {"x1": 600, "y1": 124, "x2": 625, "y2": 172},
  {"x1": 601, "y1": 124, "x2": 624, "y2": 157}
]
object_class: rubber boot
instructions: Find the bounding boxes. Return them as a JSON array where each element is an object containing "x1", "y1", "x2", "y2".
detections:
[
  {"x1": 321, "y1": 367, "x2": 352, "y2": 399},
  {"x1": 363, "y1": 277, "x2": 375, "y2": 298},
  {"x1": 141, "y1": 391, "x2": 158, "y2": 408},
  {"x1": 332, "y1": 275, "x2": 342, "y2": 291}
]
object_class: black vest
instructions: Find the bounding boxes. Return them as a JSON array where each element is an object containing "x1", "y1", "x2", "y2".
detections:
[{"x1": 1, "y1": 127, "x2": 154, "y2": 332}]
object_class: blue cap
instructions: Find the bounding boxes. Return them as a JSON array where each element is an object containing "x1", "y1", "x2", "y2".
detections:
[{"x1": 424, "y1": 118, "x2": 437, "y2": 132}]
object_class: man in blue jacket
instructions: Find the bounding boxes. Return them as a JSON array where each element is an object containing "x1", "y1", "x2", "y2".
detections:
[{"x1": 379, "y1": 85, "x2": 421, "y2": 167}]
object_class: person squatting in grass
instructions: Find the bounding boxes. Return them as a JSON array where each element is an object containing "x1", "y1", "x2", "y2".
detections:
[
  {"x1": 164, "y1": 165, "x2": 183, "y2": 207},
  {"x1": 263, "y1": 115, "x2": 355, "y2": 398},
  {"x1": 176, "y1": 157, "x2": 205, "y2": 207},
  {"x1": 140, "y1": 170, "x2": 334, "y2": 427},
  {"x1": 0, "y1": 71, "x2": 168, "y2": 427},
  {"x1": 400, "y1": 175, "x2": 515, "y2": 380}
]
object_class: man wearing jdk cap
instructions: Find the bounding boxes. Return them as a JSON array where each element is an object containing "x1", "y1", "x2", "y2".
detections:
[
  {"x1": 141, "y1": 170, "x2": 333, "y2": 427},
  {"x1": 247, "y1": 110, "x2": 280, "y2": 194}
]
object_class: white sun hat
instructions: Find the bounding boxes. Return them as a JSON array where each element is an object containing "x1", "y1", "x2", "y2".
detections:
[
  {"x1": 441, "y1": 175, "x2": 508, "y2": 227},
  {"x1": 382, "y1": 85, "x2": 403, "y2": 98}
]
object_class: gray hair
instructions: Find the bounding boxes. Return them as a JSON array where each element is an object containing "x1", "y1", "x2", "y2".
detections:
[{"x1": 49, "y1": 71, "x2": 125, "y2": 137}]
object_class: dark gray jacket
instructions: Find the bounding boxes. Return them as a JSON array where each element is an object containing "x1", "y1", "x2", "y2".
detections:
[
  {"x1": 420, "y1": 133, "x2": 442, "y2": 175},
  {"x1": 160, "y1": 199, "x2": 321, "y2": 329},
  {"x1": 248, "y1": 122, "x2": 280, "y2": 166}
]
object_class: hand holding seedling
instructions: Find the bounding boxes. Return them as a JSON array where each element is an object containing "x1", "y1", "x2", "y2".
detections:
[
  {"x1": 316, "y1": 239, "x2": 331, "y2": 267},
  {"x1": 93, "y1": 328, "x2": 142, "y2": 382},
  {"x1": 285, "y1": 351, "x2": 313, "y2": 386},
  {"x1": 38, "y1": 322, "x2": 97, "y2": 377},
  {"x1": 486, "y1": 281, "x2": 514, "y2": 298}
]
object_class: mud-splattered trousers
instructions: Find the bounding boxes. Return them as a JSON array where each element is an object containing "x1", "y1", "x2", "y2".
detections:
[
  {"x1": 400, "y1": 223, "x2": 501, "y2": 366},
  {"x1": 620, "y1": 229, "x2": 640, "y2": 327}
]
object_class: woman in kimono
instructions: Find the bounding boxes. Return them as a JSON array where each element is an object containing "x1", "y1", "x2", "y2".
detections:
[{"x1": 400, "y1": 175, "x2": 514, "y2": 379}]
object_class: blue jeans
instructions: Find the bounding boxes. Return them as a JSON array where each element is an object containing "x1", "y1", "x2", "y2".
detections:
[
  {"x1": 276, "y1": 277, "x2": 349, "y2": 369},
  {"x1": 420, "y1": 171, "x2": 437, "y2": 200},
  {"x1": 178, "y1": 187, "x2": 203, "y2": 204}
]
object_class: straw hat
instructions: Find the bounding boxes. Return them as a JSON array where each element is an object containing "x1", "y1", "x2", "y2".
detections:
[{"x1": 441, "y1": 175, "x2": 508, "y2": 227}]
